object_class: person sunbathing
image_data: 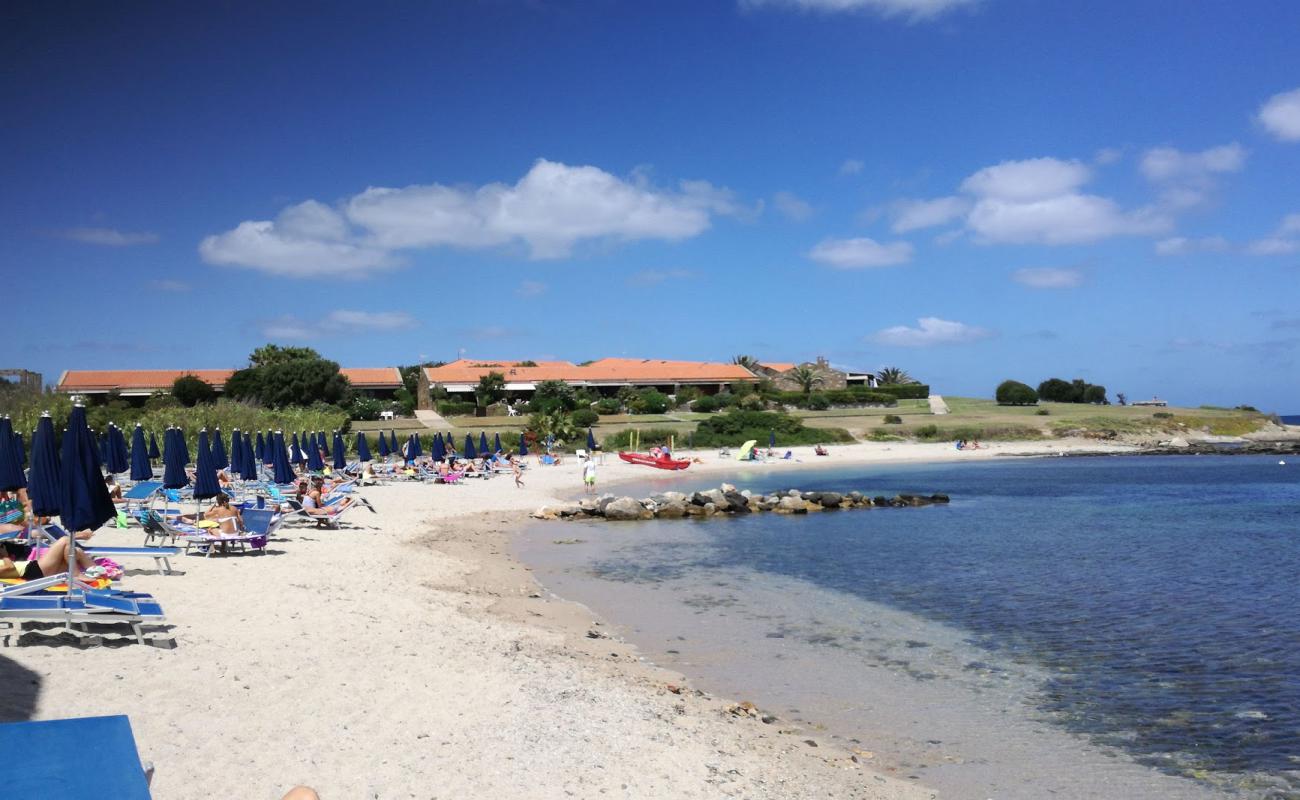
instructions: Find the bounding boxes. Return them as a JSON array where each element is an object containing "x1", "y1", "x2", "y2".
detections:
[
  {"x1": 0, "y1": 532, "x2": 97, "y2": 580},
  {"x1": 203, "y1": 493, "x2": 243, "y2": 534},
  {"x1": 105, "y1": 475, "x2": 126, "y2": 504},
  {"x1": 300, "y1": 478, "x2": 356, "y2": 524}
]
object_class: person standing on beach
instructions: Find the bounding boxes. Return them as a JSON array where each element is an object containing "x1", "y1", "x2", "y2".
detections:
[
  {"x1": 582, "y1": 455, "x2": 597, "y2": 494},
  {"x1": 510, "y1": 455, "x2": 523, "y2": 488}
]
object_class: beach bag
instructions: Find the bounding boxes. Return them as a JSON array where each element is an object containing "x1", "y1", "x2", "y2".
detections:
[
  {"x1": 93, "y1": 557, "x2": 124, "y2": 581},
  {"x1": 115, "y1": 510, "x2": 130, "y2": 528}
]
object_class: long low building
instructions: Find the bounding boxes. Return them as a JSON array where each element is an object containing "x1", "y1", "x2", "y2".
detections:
[
  {"x1": 425, "y1": 358, "x2": 759, "y2": 397},
  {"x1": 56, "y1": 368, "x2": 404, "y2": 399}
]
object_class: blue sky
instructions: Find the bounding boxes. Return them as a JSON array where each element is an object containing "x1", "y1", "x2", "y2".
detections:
[{"x1": 3, "y1": 1, "x2": 1299, "y2": 410}]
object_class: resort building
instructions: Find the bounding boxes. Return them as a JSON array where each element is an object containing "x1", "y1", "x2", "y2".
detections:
[
  {"x1": 755, "y1": 357, "x2": 879, "y2": 391},
  {"x1": 55, "y1": 368, "x2": 405, "y2": 402},
  {"x1": 424, "y1": 358, "x2": 759, "y2": 399}
]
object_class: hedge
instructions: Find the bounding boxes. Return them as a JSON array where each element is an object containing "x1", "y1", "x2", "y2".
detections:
[
  {"x1": 869, "y1": 383, "x2": 930, "y2": 400},
  {"x1": 437, "y1": 401, "x2": 477, "y2": 416},
  {"x1": 691, "y1": 409, "x2": 854, "y2": 447}
]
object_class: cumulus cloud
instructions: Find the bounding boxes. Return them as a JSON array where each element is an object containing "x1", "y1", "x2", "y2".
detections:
[
  {"x1": 1139, "y1": 143, "x2": 1245, "y2": 209},
  {"x1": 960, "y1": 158, "x2": 1091, "y2": 201},
  {"x1": 1257, "y1": 87, "x2": 1300, "y2": 142},
  {"x1": 626, "y1": 268, "x2": 694, "y2": 286},
  {"x1": 870, "y1": 317, "x2": 993, "y2": 347},
  {"x1": 890, "y1": 196, "x2": 970, "y2": 233},
  {"x1": 1012, "y1": 267, "x2": 1083, "y2": 289},
  {"x1": 839, "y1": 158, "x2": 865, "y2": 175},
  {"x1": 1154, "y1": 236, "x2": 1230, "y2": 256},
  {"x1": 772, "y1": 191, "x2": 814, "y2": 221},
  {"x1": 1246, "y1": 212, "x2": 1300, "y2": 255},
  {"x1": 54, "y1": 227, "x2": 159, "y2": 246},
  {"x1": 1093, "y1": 147, "x2": 1123, "y2": 165},
  {"x1": 740, "y1": 0, "x2": 976, "y2": 22},
  {"x1": 258, "y1": 309, "x2": 417, "y2": 340},
  {"x1": 201, "y1": 160, "x2": 742, "y2": 276},
  {"x1": 808, "y1": 237, "x2": 913, "y2": 268}
]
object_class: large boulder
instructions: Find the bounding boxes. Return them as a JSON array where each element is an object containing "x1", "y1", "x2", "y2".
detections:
[
  {"x1": 656, "y1": 500, "x2": 687, "y2": 519},
  {"x1": 720, "y1": 483, "x2": 737, "y2": 493},
  {"x1": 578, "y1": 498, "x2": 601, "y2": 515},
  {"x1": 723, "y1": 491, "x2": 751, "y2": 513},
  {"x1": 660, "y1": 491, "x2": 688, "y2": 505},
  {"x1": 818, "y1": 492, "x2": 843, "y2": 508},
  {"x1": 701, "y1": 488, "x2": 727, "y2": 507},
  {"x1": 684, "y1": 503, "x2": 707, "y2": 517},
  {"x1": 801, "y1": 491, "x2": 823, "y2": 504},
  {"x1": 776, "y1": 496, "x2": 808, "y2": 514},
  {"x1": 595, "y1": 494, "x2": 618, "y2": 515},
  {"x1": 554, "y1": 503, "x2": 583, "y2": 517},
  {"x1": 690, "y1": 492, "x2": 712, "y2": 506},
  {"x1": 604, "y1": 496, "x2": 645, "y2": 521}
]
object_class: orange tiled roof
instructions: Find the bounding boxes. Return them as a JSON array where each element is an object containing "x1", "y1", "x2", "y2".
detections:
[
  {"x1": 757, "y1": 362, "x2": 797, "y2": 373},
  {"x1": 425, "y1": 358, "x2": 756, "y2": 385},
  {"x1": 339, "y1": 367, "x2": 402, "y2": 387}
]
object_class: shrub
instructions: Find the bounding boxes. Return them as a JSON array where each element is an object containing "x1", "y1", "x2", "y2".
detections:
[
  {"x1": 692, "y1": 395, "x2": 720, "y2": 413},
  {"x1": 1038, "y1": 378, "x2": 1107, "y2": 405},
  {"x1": 437, "y1": 401, "x2": 477, "y2": 416},
  {"x1": 805, "y1": 393, "x2": 830, "y2": 410},
  {"x1": 866, "y1": 429, "x2": 906, "y2": 442},
  {"x1": 868, "y1": 383, "x2": 929, "y2": 400},
  {"x1": 883, "y1": 414, "x2": 903, "y2": 424},
  {"x1": 914, "y1": 424, "x2": 939, "y2": 439},
  {"x1": 996, "y1": 380, "x2": 1039, "y2": 406},
  {"x1": 350, "y1": 396, "x2": 383, "y2": 421},
  {"x1": 527, "y1": 410, "x2": 578, "y2": 445},
  {"x1": 738, "y1": 393, "x2": 766, "y2": 410},
  {"x1": 594, "y1": 398, "x2": 621, "y2": 415},
  {"x1": 691, "y1": 409, "x2": 854, "y2": 447},
  {"x1": 630, "y1": 390, "x2": 670, "y2": 415},
  {"x1": 1036, "y1": 408, "x2": 1050, "y2": 416},
  {"x1": 675, "y1": 386, "x2": 702, "y2": 404},
  {"x1": 571, "y1": 408, "x2": 599, "y2": 427},
  {"x1": 533, "y1": 380, "x2": 577, "y2": 413},
  {"x1": 172, "y1": 374, "x2": 216, "y2": 407},
  {"x1": 1153, "y1": 411, "x2": 1173, "y2": 419}
]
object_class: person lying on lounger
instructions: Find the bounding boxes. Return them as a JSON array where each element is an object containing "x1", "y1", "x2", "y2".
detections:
[
  {"x1": 0, "y1": 532, "x2": 97, "y2": 580},
  {"x1": 300, "y1": 477, "x2": 356, "y2": 524},
  {"x1": 204, "y1": 493, "x2": 243, "y2": 534}
]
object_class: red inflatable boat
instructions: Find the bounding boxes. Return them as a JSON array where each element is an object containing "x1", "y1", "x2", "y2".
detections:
[{"x1": 618, "y1": 451, "x2": 691, "y2": 470}]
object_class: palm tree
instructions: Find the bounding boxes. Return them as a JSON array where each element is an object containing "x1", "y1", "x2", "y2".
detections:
[
  {"x1": 789, "y1": 365, "x2": 823, "y2": 395},
  {"x1": 875, "y1": 367, "x2": 914, "y2": 385},
  {"x1": 732, "y1": 355, "x2": 759, "y2": 370}
]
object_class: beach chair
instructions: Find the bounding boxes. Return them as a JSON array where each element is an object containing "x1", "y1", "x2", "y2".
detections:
[
  {"x1": 39, "y1": 525, "x2": 181, "y2": 576},
  {"x1": 119, "y1": 480, "x2": 162, "y2": 512},
  {"x1": 0, "y1": 715, "x2": 153, "y2": 798},
  {"x1": 168, "y1": 509, "x2": 277, "y2": 558},
  {"x1": 0, "y1": 576, "x2": 168, "y2": 646}
]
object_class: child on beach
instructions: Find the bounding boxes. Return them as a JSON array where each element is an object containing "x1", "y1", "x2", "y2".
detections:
[
  {"x1": 509, "y1": 455, "x2": 523, "y2": 488},
  {"x1": 582, "y1": 456, "x2": 597, "y2": 494}
]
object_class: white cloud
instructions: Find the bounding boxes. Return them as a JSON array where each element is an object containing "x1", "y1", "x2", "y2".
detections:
[
  {"x1": 1279, "y1": 212, "x2": 1300, "y2": 235},
  {"x1": 740, "y1": 0, "x2": 976, "y2": 22},
  {"x1": 960, "y1": 158, "x2": 1091, "y2": 201},
  {"x1": 1012, "y1": 267, "x2": 1083, "y2": 289},
  {"x1": 870, "y1": 317, "x2": 993, "y2": 347},
  {"x1": 890, "y1": 196, "x2": 970, "y2": 233},
  {"x1": 626, "y1": 268, "x2": 694, "y2": 286},
  {"x1": 258, "y1": 309, "x2": 417, "y2": 340},
  {"x1": 839, "y1": 158, "x2": 865, "y2": 175},
  {"x1": 965, "y1": 193, "x2": 1167, "y2": 245},
  {"x1": 55, "y1": 227, "x2": 159, "y2": 246},
  {"x1": 772, "y1": 191, "x2": 814, "y2": 221},
  {"x1": 1154, "y1": 236, "x2": 1230, "y2": 256},
  {"x1": 515, "y1": 280, "x2": 547, "y2": 297},
  {"x1": 1094, "y1": 147, "x2": 1123, "y2": 165},
  {"x1": 1257, "y1": 87, "x2": 1300, "y2": 142},
  {"x1": 1139, "y1": 143, "x2": 1245, "y2": 209},
  {"x1": 808, "y1": 237, "x2": 913, "y2": 268},
  {"x1": 1246, "y1": 212, "x2": 1300, "y2": 255},
  {"x1": 201, "y1": 160, "x2": 741, "y2": 276}
]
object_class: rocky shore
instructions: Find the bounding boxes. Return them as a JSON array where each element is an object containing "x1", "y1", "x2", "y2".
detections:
[{"x1": 533, "y1": 483, "x2": 950, "y2": 521}]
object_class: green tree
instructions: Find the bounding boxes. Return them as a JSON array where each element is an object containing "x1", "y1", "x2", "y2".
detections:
[
  {"x1": 533, "y1": 380, "x2": 577, "y2": 413},
  {"x1": 257, "y1": 358, "x2": 352, "y2": 408},
  {"x1": 630, "y1": 389, "x2": 670, "y2": 415},
  {"x1": 223, "y1": 367, "x2": 263, "y2": 402},
  {"x1": 732, "y1": 354, "x2": 758, "y2": 370},
  {"x1": 249, "y1": 344, "x2": 322, "y2": 368},
  {"x1": 172, "y1": 374, "x2": 216, "y2": 407},
  {"x1": 528, "y1": 409, "x2": 578, "y2": 445},
  {"x1": 475, "y1": 371, "x2": 506, "y2": 408},
  {"x1": 788, "y1": 365, "x2": 823, "y2": 395},
  {"x1": 996, "y1": 380, "x2": 1039, "y2": 405},
  {"x1": 875, "y1": 367, "x2": 915, "y2": 385}
]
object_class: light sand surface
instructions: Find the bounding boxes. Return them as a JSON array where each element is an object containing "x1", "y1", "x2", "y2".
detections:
[{"x1": 0, "y1": 440, "x2": 1130, "y2": 799}]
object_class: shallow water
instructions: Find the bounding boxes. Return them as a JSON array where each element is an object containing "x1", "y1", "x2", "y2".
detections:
[{"x1": 517, "y1": 455, "x2": 1300, "y2": 799}]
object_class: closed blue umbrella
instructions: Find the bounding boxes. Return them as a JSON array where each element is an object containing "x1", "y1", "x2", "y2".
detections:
[
  {"x1": 431, "y1": 433, "x2": 445, "y2": 462},
  {"x1": 307, "y1": 434, "x2": 325, "y2": 471},
  {"x1": 376, "y1": 431, "x2": 390, "y2": 458},
  {"x1": 28, "y1": 414, "x2": 61, "y2": 517},
  {"x1": 193, "y1": 429, "x2": 221, "y2": 501},
  {"x1": 494, "y1": 433, "x2": 502, "y2": 454},
  {"x1": 162, "y1": 428, "x2": 190, "y2": 490},
  {"x1": 479, "y1": 432, "x2": 489, "y2": 457},
  {"x1": 388, "y1": 430, "x2": 399, "y2": 453},
  {"x1": 408, "y1": 434, "x2": 423, "y2": 458},
  {"x1": 130, "y1": 424, "x2": 152, "y2": 481},
  {"x1": 256, "y1": 431, "x2": 268, "y2": 464},
  {"x1": 272, "y1": 431, "x2": 296, "y2": 485},
  {"x1": 98, "y1": 431, "x2": 109, "y2": 465},
  {"x1": 240, "y1": 433, "x2": 258, "y2": 481},
  {"x1": 464, "y1": 434, "x2": 477, "y2": 460},
  {"x1": 518, "y1": 433, "x2": 528, "y2": 457},
  {"x1": 59, "y1": 405, "x2": 117, "y2": 584},
  {"x1": 230, "y1": 430, "x2": 246, "y2": 478},
  {"x1": 148, "y1": 432, "x2": 161, "y2": 460},
  {"x1": 587, "y1": 428, "x2": 596, "y2": 452},
  {"x1": 211, "y1": 428, "x2": 228, "y2": 471},
  {"x1": 290, "y1": 433, "x2": 304, "y2": 465},
  {"x1": 177, "y1": 428, "x2": 190, "y2": 468},
  {"x1": 104, "y1": 424, "x2": 128, "y2": 474},
  {"x1": 332, "y1": 431, "x2": 346, "y2": 469},
  {"x1": 355, "y1": 432, "x2": 372, "y2": 462},
  {"x1": 0, "y1": 417, "x2": 25, "y2": 491}
]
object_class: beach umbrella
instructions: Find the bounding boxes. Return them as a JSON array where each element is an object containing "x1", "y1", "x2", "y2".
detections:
[
  {"x1": 211, "y1": 428, "x2": 228, "y2": 471},
  {"x1": 130, "y1": 424, "x2": 152, "y2": 482},
  {"x1": 307, "y1": 434, "x2": 326, "y2": 471},
  {"x1": 769, "y1": 430, "x2": 776, "y2": 449},
  {"x1": 0, "y1": 417, "x2": 25, "y2": 491},
  {"x1": 148, "y1": 432, "x2": 160, "y2": 460},
  {"x1": 176, "y1": 428, "x2": 191, "y2": 467},
  {"x1": 587, "y1": 428, "x2": 596, "y2": 452},
  {"x1": 388, "y1": 430, "x2": 399, "y2": 453},
  {"x1": 107, "y1": 424, "x2": 129, "y2": 475},
  {"x1": 97, "y1": 431, "x2": 109, "y2": 465},
  {"x1": 240, "y1": 433, "x2": 258, "y2": 481},
  {"x1": 289, "y1": 433, "x2": 303, "y2": 465},
  {"x1": 193, "y1": 429, "x2": 221, "y2": 502},
  {"x1": 28, "y1": 413, "x2": 62, "y2": 517},
  {"x1": 411, "y1": 433, "x2": 424, "y2": 458},
  {"x1": 431, "y1": 433, "x2": 446, "y2": 462},
  {"x1": 332, "y1": 431, "x2": 346, "y2": 470},
  {"x1": 15, "y1": 431, "x2": 26, "y2": 468},
  {"x1": 376, "y1": 431, "x2": 390, "y2": 459},
  {"x1": 271, "y1": 431, "x2": 295, "y2": 485},
  {"x1": 255, "y1": 431, "x2": 268, "y2": 464},
  {"x1": 494, "y1": 433, "x2": 502, "y2": 454},
  {"x1": 479, "y1": 432, "x2": 489, "y2": 457},
  {"x1": 162, "y1": 428, "x2": 190, "y2": 490},
  {"x1": 234, "y1": 430, "x2": 249, "y2": 477},
  {"x1": 356, "y1": 432, "x2": 372, "y2": 462},
  {"x1": 464, "y1": 434, "x2": 476, "y2": 460},
  {"x1": 518, "y1": 433, "x2": 528, "y2": 457},
  {"x1": 59, "y1": 405, "x2": 117, "y2": 585}
]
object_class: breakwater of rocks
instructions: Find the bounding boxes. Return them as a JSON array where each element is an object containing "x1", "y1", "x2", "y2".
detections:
[{"x1": 532, "y1": 483, "x2": 950, "y2": 521}]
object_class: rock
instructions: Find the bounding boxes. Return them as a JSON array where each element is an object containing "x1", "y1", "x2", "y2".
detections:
[
  {"x1": 554, "y1": 503, "x2": 582, "y2": 517},
  {"x1": 930, "y1": 493, "x2": 950, "y2": 504},
  {"x1": 578, "y1": 498, "x2": 601, "y2": 514},
  {"x1": 656, "y1": 501, "x2": 687, "y2": 519},
  {"x1": 740, "y1": 489, "x2": 752, "y2": 499},
  {"x1": 701, "y1": 488, "x2": 727, "y2": 507},
  {"x1": 595, "y1": 494, "x2": 618, "y2": 515},
  {"x1": 684, "y1": 503, "x2": 706, "y2": 517},
  {"x1": 723, "y1": 491, "x2": 751, "y2": 513},
  {"x1": 787, "y1": 489, "x2": 802, "y2": 498},
  {"x1": 801, "y1": 491, "x2": 823, "y2": 503},
  {"x1": 530, "y1": 507, "x2": 559, "y2": 520},
  {"x1": 702, "y1": 503, "x2": 717, "y2": 516},
  {"x1": 777, "y1": 496, "x2": 807, "y2": 514},
  {"x1": 690, "y1": 492, "x2": 711, "y2": 506},
  {"x1": 720, "y1": 483, "x2": 737, "y2": 493},
  {"x1": 604, "y1": 496, "x2": 645, "y2": 521},
  {"x1": 661, "y1": 491, "x2": 688, "y2": 505},
  {"x1": 847, "y1": 491, "x2": 863, "y2": 502},
  {"x1": 802, "y1": 500, "x2": 824, "y2": 513},
  {"x1": 873, "y1": 496, "x2": 890, "y2": 507},
  {"x1": 1169, "y1": 436, "x2": 1190, "y2": 448},
  {"x1": 818, "y1": 492, "x2": 843, "y2": 508},
  {"x1": 897, "y1": 494, "x2": 933, "y2": 507}
]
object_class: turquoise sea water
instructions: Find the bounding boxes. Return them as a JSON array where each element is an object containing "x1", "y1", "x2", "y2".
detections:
[{"x1": 518, "y1": 455, "x2": 1300, "y2": 798}]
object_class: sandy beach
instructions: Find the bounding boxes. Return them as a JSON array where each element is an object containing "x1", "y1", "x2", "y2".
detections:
[{"x1": 0, "y1": 439, "x2": 1133, "y2": 799}]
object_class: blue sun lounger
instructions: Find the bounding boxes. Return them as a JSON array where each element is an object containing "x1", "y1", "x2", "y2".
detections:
[
  {"x1": 121, "y1": 480, "x2": 163, "y2": 510},
  {"x1": 41, "y1": 525, "x2": 180, "y2": 576},
  {"x1": 0, "y1": 576, "x2": 168, "y2": 645},
  {"x1": 0, "y1": 714, "x2": 153, "y2": 798}
]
